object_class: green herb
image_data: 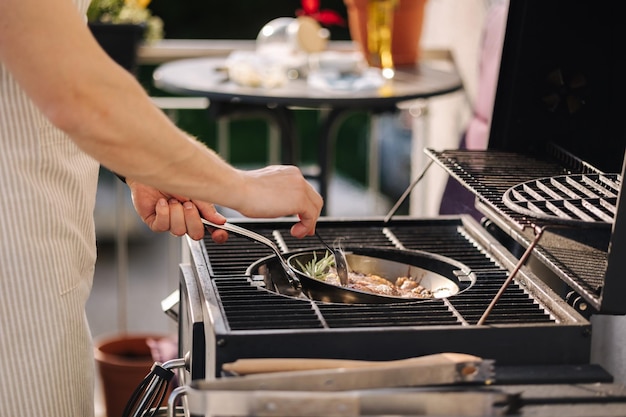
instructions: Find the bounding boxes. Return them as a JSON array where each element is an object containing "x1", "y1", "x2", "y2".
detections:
[{"x1": 296, "y1": 251, "x2": 335, "y2": 281}]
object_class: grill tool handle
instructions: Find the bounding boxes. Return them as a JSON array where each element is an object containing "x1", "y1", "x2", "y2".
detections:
[
  {"x1": 221, "y1": 353, "x2": 483, "y2": 375},
  {"x1": 194, "y1": 352, "x2": 494, "y2": 391},
  {"x1": 124, "y1": 357, "x2": 187, "y2": 417},
  {"x1": 168, "y1": 355, "x2": 499, "y2": 416},
  {"x1": 201, "y1": 219, "x2": 302, "y2": 290}
]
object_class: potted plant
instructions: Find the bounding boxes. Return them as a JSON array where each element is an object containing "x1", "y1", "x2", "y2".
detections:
[{"x1": 87, "y1": 0, "x2": 164, "y2": 73}]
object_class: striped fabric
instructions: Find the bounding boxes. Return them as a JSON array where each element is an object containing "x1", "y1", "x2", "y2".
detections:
[{"x1": 0, "y1": 1, "x2": 101, "y2": 416}]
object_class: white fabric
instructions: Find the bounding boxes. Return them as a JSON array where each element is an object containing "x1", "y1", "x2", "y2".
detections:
[{"x1": 0, "y1": 0, "x2": 100, "y2": 416}]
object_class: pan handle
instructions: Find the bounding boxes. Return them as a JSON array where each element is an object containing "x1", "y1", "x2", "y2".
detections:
[{"x1": 202, "y1": 219, "x2": 302, "y2": 290}]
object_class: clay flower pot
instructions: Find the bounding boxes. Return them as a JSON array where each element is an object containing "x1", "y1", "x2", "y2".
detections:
[
  {"x1": 344, "y1": 0, "x2": 428, "y2": 67},
  {"x1": 94, "y1": 334, "x2": 167, "y2": 417}
]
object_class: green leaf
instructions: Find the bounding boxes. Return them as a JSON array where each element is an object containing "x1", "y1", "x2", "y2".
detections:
[{"x1": 296, "y1": 251, "x2": 335, "y2": 281}]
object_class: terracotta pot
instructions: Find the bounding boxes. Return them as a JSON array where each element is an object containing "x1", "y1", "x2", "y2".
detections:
[
  {"x1": 94, "y1": 334, "x2": 166, "y2": 417},
  {"x1": 344, "y1": 0, "x2": 428, "y2": 66}
]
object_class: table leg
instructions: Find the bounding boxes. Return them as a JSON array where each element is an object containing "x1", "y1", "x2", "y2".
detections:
[
  {"x1": 207, "y1": 102, "x2": 371, "y2": 217},
  {"x1": 270, "y1": 106, "x2": 298, "y2": 165},
  {"x1": 207, "y1": 102, "x2": 298, "y2": 166},
  {"x1": 317, "y1": 107, "x2": 403, "y2": 216},
  {"x1": 317, "y1": 108, "x2": 352, "y2": 215}
]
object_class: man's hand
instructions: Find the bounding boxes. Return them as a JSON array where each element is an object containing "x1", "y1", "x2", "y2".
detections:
[
  {"x1": 235, "y1": 165, "x2": 323, "y2": 238},
  {"x1": 127, "y1": 180, "x2": 228, "y2": 242}
]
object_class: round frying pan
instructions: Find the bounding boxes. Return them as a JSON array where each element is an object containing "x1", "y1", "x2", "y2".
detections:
[
  {"x1": 202, "y1": 220, "x2": 475, "y2": 304},
  {"x1": 250, "y1": 246, "x2": 475, "y2": 304}
]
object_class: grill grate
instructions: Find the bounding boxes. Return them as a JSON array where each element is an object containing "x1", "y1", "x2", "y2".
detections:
[
  {"x1": 503, "y1": 174, "x2": 620, "y2": 226},
  {"x1": 201, "y1": 220, "x2": 554, "y2": 330},
  {"x1": 425, "y1": 149, "x2": 574, "y2": 229},
  {"x1": 214, "y1": 276, "x2": 324, "y2": 330}
]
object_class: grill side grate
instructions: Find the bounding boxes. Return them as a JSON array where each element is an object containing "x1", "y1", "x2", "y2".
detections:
[
  {"x1": 503, "y1": 174, "x2": 620, "y2": 226},
  {"x1": 425, "y1": 148, "x2": 613, "y2": 312}
]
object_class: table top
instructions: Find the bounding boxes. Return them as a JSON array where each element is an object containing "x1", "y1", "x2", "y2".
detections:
[{"x1": 153, "y1": 56, "x2": 463, "y2": 109}]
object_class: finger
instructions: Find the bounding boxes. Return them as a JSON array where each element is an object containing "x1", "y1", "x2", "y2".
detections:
[
  {"x1": 290, "y1": 222, "x2": 310, "y2": 239},
  {"x1": 182, "y1": 201, "x2": 205, "y2": 241},
  {"x1": 168, "y1": 198, "x2": 187, "y2": 236},
  {"x1": 291, "y1": 191, "x2": 323, "y2": 238},
  {"x1": 291, "y1": 209, "x2": 319, "y2": 238},
  {"x1": 195, "y1": 201, "x2": 227, "y2": 224},
  {"x1": 151, "y1": 198, "x2": 171, "y2": 233},
  {"x1": 291, "y1": 217, "x2": 318, "y2": 238},
  {"x1": 195, "y1": 201, "x2": 229, "y2": 243},
  {"x1": 210, "y1": 229, "x2": 229, "y2": 244}
]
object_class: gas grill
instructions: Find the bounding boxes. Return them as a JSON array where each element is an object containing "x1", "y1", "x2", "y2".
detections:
[
  {"x1": 154, "y1": 0, "x2": 626, "y2": 416},
  {"x1": 180, "y1": 215, "x2": 592, "y2": 382}
]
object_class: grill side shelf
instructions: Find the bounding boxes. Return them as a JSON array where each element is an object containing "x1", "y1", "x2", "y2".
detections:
[{"x1": 425, "y1": 148, "x2": 571, "y2": 230}]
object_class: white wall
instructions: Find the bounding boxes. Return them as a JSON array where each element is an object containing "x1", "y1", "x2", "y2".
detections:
[
  {"x1": 409, "y1": 0, "x2": 487, "y2": 216},
  {"x1": 592, "y1": 312, "x2": 626, "y2": 385}
]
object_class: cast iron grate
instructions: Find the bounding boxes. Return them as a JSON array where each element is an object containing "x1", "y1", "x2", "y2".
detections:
[
  {"x1": 214, "y1": 276, "x2": 324, "y2": 330},
  {"x1": 502, "y1": 173, "x2": 620, "y2": 226}
]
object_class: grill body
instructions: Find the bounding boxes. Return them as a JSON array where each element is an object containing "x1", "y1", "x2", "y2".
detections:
[{"x1": 179, "y1": 217, "x2": 591, "y2": 381}]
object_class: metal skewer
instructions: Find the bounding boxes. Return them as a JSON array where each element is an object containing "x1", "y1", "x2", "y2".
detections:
[
  {"x1": 384, "y1": 160, "x2": 434, "y2": 223},
  {"x1": 477, "y1": 226, "x2": 546, "y2": 326}
]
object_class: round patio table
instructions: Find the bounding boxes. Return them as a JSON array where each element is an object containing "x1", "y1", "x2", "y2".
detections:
[{"x1": 153, "y1": 56, "x2": 462, "y2": 214}]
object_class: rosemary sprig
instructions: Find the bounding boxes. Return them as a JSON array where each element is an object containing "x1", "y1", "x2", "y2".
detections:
[{"x1": 296, "y1": 251, "x2": 335, "y2": 281}]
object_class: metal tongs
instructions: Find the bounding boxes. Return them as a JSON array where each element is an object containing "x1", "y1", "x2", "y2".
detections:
[
  {"x1": 314, "y1": 231, "x2": 349, "y2": 286},
  {"x1": 166, "y1": 353, "x2": 509, "y2": 417},
  {"x1": 202, "y1": 219, "x2": 302, "y2": 290}
]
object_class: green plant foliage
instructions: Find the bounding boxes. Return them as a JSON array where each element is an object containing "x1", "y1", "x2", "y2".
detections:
[{"x1": 296, "y1": 251, "x2": 335, "y2": 281}]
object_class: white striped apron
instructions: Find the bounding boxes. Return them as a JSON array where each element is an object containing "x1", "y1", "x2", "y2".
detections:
[{"x1": 0, "y1": 1, "x2": 100, "y2": 415}]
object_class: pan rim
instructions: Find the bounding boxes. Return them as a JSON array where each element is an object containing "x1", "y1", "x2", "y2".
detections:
[{"x1": 247, "y1": 246, "x2": 476, "y2": 304}]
